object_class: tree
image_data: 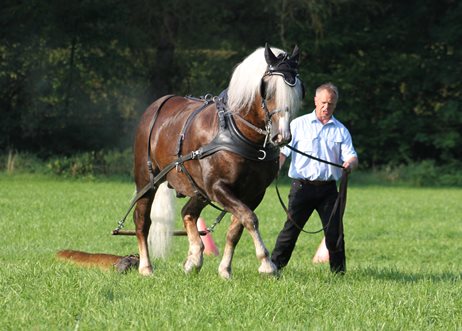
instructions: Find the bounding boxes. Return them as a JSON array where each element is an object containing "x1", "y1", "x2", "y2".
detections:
[{"x1": 1, "y1": 0, "x2": 460, "y2": 168}]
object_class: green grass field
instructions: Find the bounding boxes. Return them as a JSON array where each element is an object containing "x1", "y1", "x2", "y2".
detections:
[{"x1": 1, "y1": 174, "x2": 461, "y2": 330}]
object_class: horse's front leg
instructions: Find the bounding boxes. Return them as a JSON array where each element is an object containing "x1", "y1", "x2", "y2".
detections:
[
  {"x1": 134, "y1": 194, "x2": 155, "y2": 276},
  {"x1": 218, "y1": 215, "x2": 244, "y2": 279},
  {"x1": 214, "y1": 189, "x2": 277, "y2": 278},
  {"x1": 242, "y1": 210, "x2": 278, "y2": 276},
  {"x1": 182, "y1": 197, "x2": 206, "y2": 273}
]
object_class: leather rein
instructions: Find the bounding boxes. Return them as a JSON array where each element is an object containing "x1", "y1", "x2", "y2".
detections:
[{"x1": 275, "y1": 144, "x2": 349, "y2": 240}]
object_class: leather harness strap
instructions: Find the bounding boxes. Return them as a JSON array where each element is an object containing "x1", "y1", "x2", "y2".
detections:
[
  {"x1": 176, "y1": 98, "x2": 214, "y2": 157},
  {"x1": 146, "y1": 95, "x2": 177, "y2": 189},
  {"x1": 113, "y1": 93, "x2": 276, "y2": 234}
]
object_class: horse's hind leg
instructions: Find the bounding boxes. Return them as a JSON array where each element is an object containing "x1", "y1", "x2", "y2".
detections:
[
  {"x1": 218, "y1": 215, "x2": 244, "y2": 279},
  {"x1": 181, "y1": 197, "x2": 207, "y2": 273},
  {"x1": 134, "y1": 192, "x2": 155, "y2": 276}
]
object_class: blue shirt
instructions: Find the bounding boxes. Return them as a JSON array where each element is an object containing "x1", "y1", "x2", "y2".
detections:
[{"x1": 281, "y1": 110, "x2": 357, "y2": 181}]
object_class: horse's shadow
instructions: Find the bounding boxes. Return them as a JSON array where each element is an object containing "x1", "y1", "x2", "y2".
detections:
[{"x1": 355, "y1": 266, "x2": 461, "y2": 283}]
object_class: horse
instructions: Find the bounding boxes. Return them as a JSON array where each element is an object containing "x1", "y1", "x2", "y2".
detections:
[{"x1": 133, "y1": 44, "x2": 304, "y2": 279}]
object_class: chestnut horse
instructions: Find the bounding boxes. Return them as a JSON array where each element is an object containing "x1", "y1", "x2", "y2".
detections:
[{"x1": 133, "y1": 44, "x2": 304, "y2": 278}]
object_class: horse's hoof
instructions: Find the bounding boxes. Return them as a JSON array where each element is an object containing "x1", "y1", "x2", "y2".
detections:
[
  {"x1": 183, "y1": 258, "x2": 202, "y2": 274},
  {"x1": 258, "y1": 260, "x2": 277, "y2": 276},
  {"x1": 139, "y1": 266, "x2": 153, "y2": 276},
  {"x1": 218, "y1": 264, "x2": 232, "y2": 279},
  {"x1": 218, "y1": 268, "x2": 232, "y2": 280}
]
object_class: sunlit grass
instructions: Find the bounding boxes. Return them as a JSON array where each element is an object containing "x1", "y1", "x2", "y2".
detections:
[{"x1": 1, "y1": 174, "x2": 461, "y2": 330}]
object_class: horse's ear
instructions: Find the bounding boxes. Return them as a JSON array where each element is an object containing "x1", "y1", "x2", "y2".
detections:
[
  {"x1": 290, "y1": 45, "x2": 300, "y2": 63},
  {"x1": 264, "y1": 43, "x2": 278, "y2": 66}
]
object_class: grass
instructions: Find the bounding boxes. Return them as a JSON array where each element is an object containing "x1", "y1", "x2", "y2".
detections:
[{"x1": 1, "y1": 173, "x2": 461, "y2": 330}]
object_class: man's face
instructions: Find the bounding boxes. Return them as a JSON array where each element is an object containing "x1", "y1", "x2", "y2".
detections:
[{"x1": 314, "y1": 89, "x2": 337, "y2": 123}]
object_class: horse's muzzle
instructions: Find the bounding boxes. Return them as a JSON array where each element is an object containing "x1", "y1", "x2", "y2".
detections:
[{"x1": 272, "y1": 132, "x2": 292, "y2": 146}]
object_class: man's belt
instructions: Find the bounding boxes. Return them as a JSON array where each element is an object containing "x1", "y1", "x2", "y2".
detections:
[{"x1": 295, "y1": 179, "x2": 336, "y2": 186}]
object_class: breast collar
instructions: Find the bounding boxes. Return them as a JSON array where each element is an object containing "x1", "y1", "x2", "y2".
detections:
[{"x1": 180, "y1": 92, "x2": 279, "y2": 162}]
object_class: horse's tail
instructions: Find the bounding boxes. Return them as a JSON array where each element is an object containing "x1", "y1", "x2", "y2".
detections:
[
  {"x1": 148, "y1": 182, "x2": 176, "y2": 259},
  {"x1": 56, "y1": 250, "x2": 139, "y2": 272}
]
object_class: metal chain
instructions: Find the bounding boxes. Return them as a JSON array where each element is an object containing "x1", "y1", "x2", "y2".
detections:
[{"x1": 206, "y1": 210, "x2": 227, "y2": 233}]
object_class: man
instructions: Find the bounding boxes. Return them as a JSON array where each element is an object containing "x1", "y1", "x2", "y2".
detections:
[{"x1": 271, "y1": 82, "x2": 358, "y2": 274}]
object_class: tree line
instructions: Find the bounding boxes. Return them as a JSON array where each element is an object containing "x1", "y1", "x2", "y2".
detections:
[{"x1": 1, "y1": 0, "x2": 461, "y2": 169}]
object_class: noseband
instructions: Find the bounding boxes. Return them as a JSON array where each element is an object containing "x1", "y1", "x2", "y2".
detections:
[{"x1": 258, "y1": 71, "x2": 302, "y2": 146}]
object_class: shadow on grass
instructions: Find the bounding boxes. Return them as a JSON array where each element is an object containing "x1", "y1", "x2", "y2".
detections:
[{"x1": 356, "y1": 266, "x2": 462, "y2": 283}]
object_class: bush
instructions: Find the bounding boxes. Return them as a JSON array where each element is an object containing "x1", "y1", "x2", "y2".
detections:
[
  {"x1": 0, "y1": 151, "x2": 49, "y2": 174},
  {"x1": 47, "y1": 152, "x2": 96, "y2": 177},
  {"x1": 99, "y1": 149, "x2": 133, "y2": 178},
  {"x1": 368, "y1": 160, "x2": 462, "y2": 187},
  {"x1": 47, "y1": 150, "x2": 133, "y2": 178},
  {"x1": 1, "y1": 150, "x2": 133, "y2": 179}
]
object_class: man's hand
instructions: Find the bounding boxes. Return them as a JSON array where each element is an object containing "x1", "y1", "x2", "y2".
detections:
[
  {"x1": 342, "y1": 161, "x2": 352, "y2": 173},
  {"x1": 342, "y1": 157, "x2": 358, "y2": 173}
]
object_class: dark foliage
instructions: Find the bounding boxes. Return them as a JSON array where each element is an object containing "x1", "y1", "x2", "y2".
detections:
[{"x1": 1, "y1": 0, "x2": 461, "y2": 168}]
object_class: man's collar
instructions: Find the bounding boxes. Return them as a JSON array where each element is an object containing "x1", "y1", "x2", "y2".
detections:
[{"x1": 309, "y1": 110, "x2": 336, "y2": 125}]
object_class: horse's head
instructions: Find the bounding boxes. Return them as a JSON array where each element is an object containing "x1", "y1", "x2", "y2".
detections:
[
  {"x1": 227, "y1": 44, "x2": 304, "y2": 147},
  {"x1": 261, "y1": 43, "x2": 304, "y2": 146}
]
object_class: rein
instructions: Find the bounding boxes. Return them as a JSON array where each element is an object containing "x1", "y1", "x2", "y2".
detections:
[
  {"x1": 286, "y1": 145, "x2": 346, "y2": 169},
  {"x1": 275, "y1": 145, "x2": 349, "y2": 241}
]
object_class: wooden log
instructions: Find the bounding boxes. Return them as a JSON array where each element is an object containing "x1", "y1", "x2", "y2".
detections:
[{"x1": 112, "y1": 229, "x2": 208, "y2": 236}]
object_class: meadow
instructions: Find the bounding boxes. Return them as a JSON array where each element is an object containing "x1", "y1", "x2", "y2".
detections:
[{"x1": 1, "y1": 174, "x2": 461, "y2": 330}]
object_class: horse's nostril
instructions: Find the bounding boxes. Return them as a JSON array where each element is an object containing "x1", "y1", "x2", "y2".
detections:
[
  {"x1": 272, "y1": 133, "x2": 281, "y2": 142},
  {"x1": 272, "y1": 133, "x2": 289, "y2": 146}
]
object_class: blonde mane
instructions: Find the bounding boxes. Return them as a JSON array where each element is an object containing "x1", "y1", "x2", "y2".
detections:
[{"x1": 227, "y1": 47, "x2": 303, "y2": 116}]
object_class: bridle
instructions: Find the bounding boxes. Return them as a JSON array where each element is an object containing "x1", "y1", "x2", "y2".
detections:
[
  {"x1": 232, "y1": 77, "x2": 298, "y2": 148},
  {"x1": 232, "y1": 99, "x2": 288, "y2": 149},
  {"x1": 232, "y1": 44, "x2": 304, "y2": 148}
]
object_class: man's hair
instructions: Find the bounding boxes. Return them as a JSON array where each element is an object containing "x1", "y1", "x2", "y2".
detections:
[{"x1": 316, "y1": 83, "x2": 339, "y2": 100}]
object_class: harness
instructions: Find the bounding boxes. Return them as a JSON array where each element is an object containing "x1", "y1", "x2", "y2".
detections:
[
  {"x1": 194, "y1": 96, "x2": 279, "y2": 162},
  {"x1": 113, "y1": 43, "x2": 303, "y2": 235},
  {"x1": 112, "y1": 92, "x2": 278, "y2": 234}
]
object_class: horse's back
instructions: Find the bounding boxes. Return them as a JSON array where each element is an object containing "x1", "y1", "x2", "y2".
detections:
[
  {"x1": 136, "y1": 95, "x2": 192, "y2": 138},
  {"x1": 133, "y1": 95, "x2": 218, "y2": 187}
]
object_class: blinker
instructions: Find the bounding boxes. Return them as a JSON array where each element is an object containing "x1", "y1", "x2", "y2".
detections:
[
  {"x1": 267, "y1": 56, "x2": 299, "y2": 86},
  {"x1": 264, "y1": 43, "x2": 300, "y2": 87}
]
